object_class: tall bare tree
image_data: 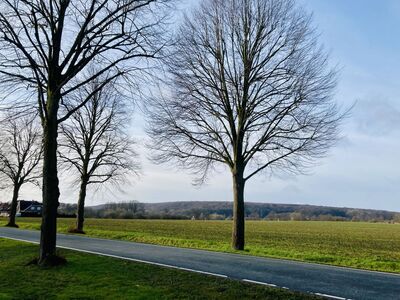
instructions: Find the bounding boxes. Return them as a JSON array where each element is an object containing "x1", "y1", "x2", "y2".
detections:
[
  {"x1": 0, "y1": 0, "x2": 169, "y2": 265},
  {"x1": 59, "y1": 80, "x2": 139, "y2": 233},
  {"x1": 0, "y1": 117, "x2": 42, "y2": 228},
  {"x1": 147, "y1": 0, "x2": 343, "y2": 250}
]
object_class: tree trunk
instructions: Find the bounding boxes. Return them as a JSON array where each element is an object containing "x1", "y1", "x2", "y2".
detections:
[
  {"x1": 232, "y1": 169, "x2": 245, "y2": 250},
  {"x1": 38, "y1": 92, "x2": 61, "y2": 266},
  {"x1": 6, "y1": 183, "x2": 20, "y2": 228},
  {"x1": 75, "y1": 179, "x2": 88, "y2": 232}
]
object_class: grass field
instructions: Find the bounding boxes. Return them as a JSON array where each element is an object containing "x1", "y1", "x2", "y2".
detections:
[
  {"x1": 1, "y1": 217, "x2": 400, "y2": 273},
  {"x1": 0, "y1": 239, "x2": 317, "y2": 299}
]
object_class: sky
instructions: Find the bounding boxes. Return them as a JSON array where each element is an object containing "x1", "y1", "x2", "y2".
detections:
[{"x1": 9, "y1": 0, "x2": 400, "y2": 212}]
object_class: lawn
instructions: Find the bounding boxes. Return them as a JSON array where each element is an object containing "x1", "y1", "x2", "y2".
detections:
[
  {"x1": 1, "y1": 217, "x2": 400, "y2": 273},
  {"x1": 0, "y1": 239, "x2": 317, "y2": 300}
]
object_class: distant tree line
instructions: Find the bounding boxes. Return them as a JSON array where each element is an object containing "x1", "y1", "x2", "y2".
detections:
[
  {"x1": 55, "y1": 201, "x2": 400, "y2": 223},
  {"x1": 88, "y1": 202, "x2": 146, "y2": 219},
  {"x1": 3, "y1": 199, "x2": 398, "y2": 222}
]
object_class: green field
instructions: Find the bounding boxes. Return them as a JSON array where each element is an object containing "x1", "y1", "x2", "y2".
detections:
[
  {"x1": 0, "y1": 239, "x2": 316, "y2": 299},
  {"x1": 1, "y1": 217, "x2": 400, "y2": 273}
]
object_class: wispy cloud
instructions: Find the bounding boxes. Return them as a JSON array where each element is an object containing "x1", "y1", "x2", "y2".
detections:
[{"x1": 353, "y1": 97, "x2": 400, "y2": 136}]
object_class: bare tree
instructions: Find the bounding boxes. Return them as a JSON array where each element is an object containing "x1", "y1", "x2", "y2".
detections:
[
  {"x1": 59, "y1": 80, "x2": 139, "y2": 233},
  {"x1": 0, "y1": 117, "x2": 42, "y2": 228},
  {"x1": 0, "y1": 0, "x2": 169, "y2": 265},
  {"x1": 147, "y1": 0, "x2": 343, "y2": 250}
]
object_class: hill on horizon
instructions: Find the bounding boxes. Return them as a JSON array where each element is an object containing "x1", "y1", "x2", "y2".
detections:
[
  {"x1": 80, "y1": 201, "x2": 400, "y2": 222},
  {"x1": 2, "y1": 200, "x2": 398, "y2": 222}
]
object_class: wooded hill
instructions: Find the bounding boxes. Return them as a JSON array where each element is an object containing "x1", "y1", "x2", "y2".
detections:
[
  {"x1": 2, "y1": 200, "x2": 398, "y2": 222},
  {"x1": 76, "y1": 201, "x2": 400, "y2": 222}
]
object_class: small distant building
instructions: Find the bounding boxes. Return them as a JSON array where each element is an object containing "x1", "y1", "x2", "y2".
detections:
[
  {"x1": 0, "y1": 200, "x2": 43, "y2": 217},
  {"x1": 16, "y1": 200, "x2": 43, "y2": 217}
]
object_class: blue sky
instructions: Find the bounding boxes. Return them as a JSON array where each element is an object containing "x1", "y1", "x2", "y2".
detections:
[{"x1": 12, "y1": 0, "x2": 400, "y2": 212}]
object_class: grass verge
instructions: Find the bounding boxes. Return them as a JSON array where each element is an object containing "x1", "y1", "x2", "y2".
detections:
[{"x1": 0, "y1": 238, "x2": 317, "y2": 299}]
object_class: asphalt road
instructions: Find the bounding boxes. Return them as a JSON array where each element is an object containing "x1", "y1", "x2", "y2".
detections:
[{"x1": 1, "y1": 227, "x2": 399, "y2": 300}]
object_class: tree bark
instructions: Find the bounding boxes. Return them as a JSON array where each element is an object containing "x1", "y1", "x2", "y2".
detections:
[
  {"x1": 75, "y1": 179, "x2": 88, "y2": 232},
  {"x1": 232, "y1": 168, "x2": 245, "y2": 250},
  {"x1": 38, "y1": 91, "x2": 61, "y2": 266},
  {"x1": 6, "y1": 183, "x2": 20, "y2": 227}
]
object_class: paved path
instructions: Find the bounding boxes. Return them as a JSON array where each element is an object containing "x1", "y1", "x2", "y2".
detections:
[{"x1": 1, "y1": 227, "x2": 399, "y2": 300}]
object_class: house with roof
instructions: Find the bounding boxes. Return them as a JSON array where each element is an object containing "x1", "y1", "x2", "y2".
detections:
[
  {"x1": 16, "y1": 200, "x2": 43, "y2": 217},
  {"x1": 0, "y1": 200, "x2": 42, "y2": 217}
]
